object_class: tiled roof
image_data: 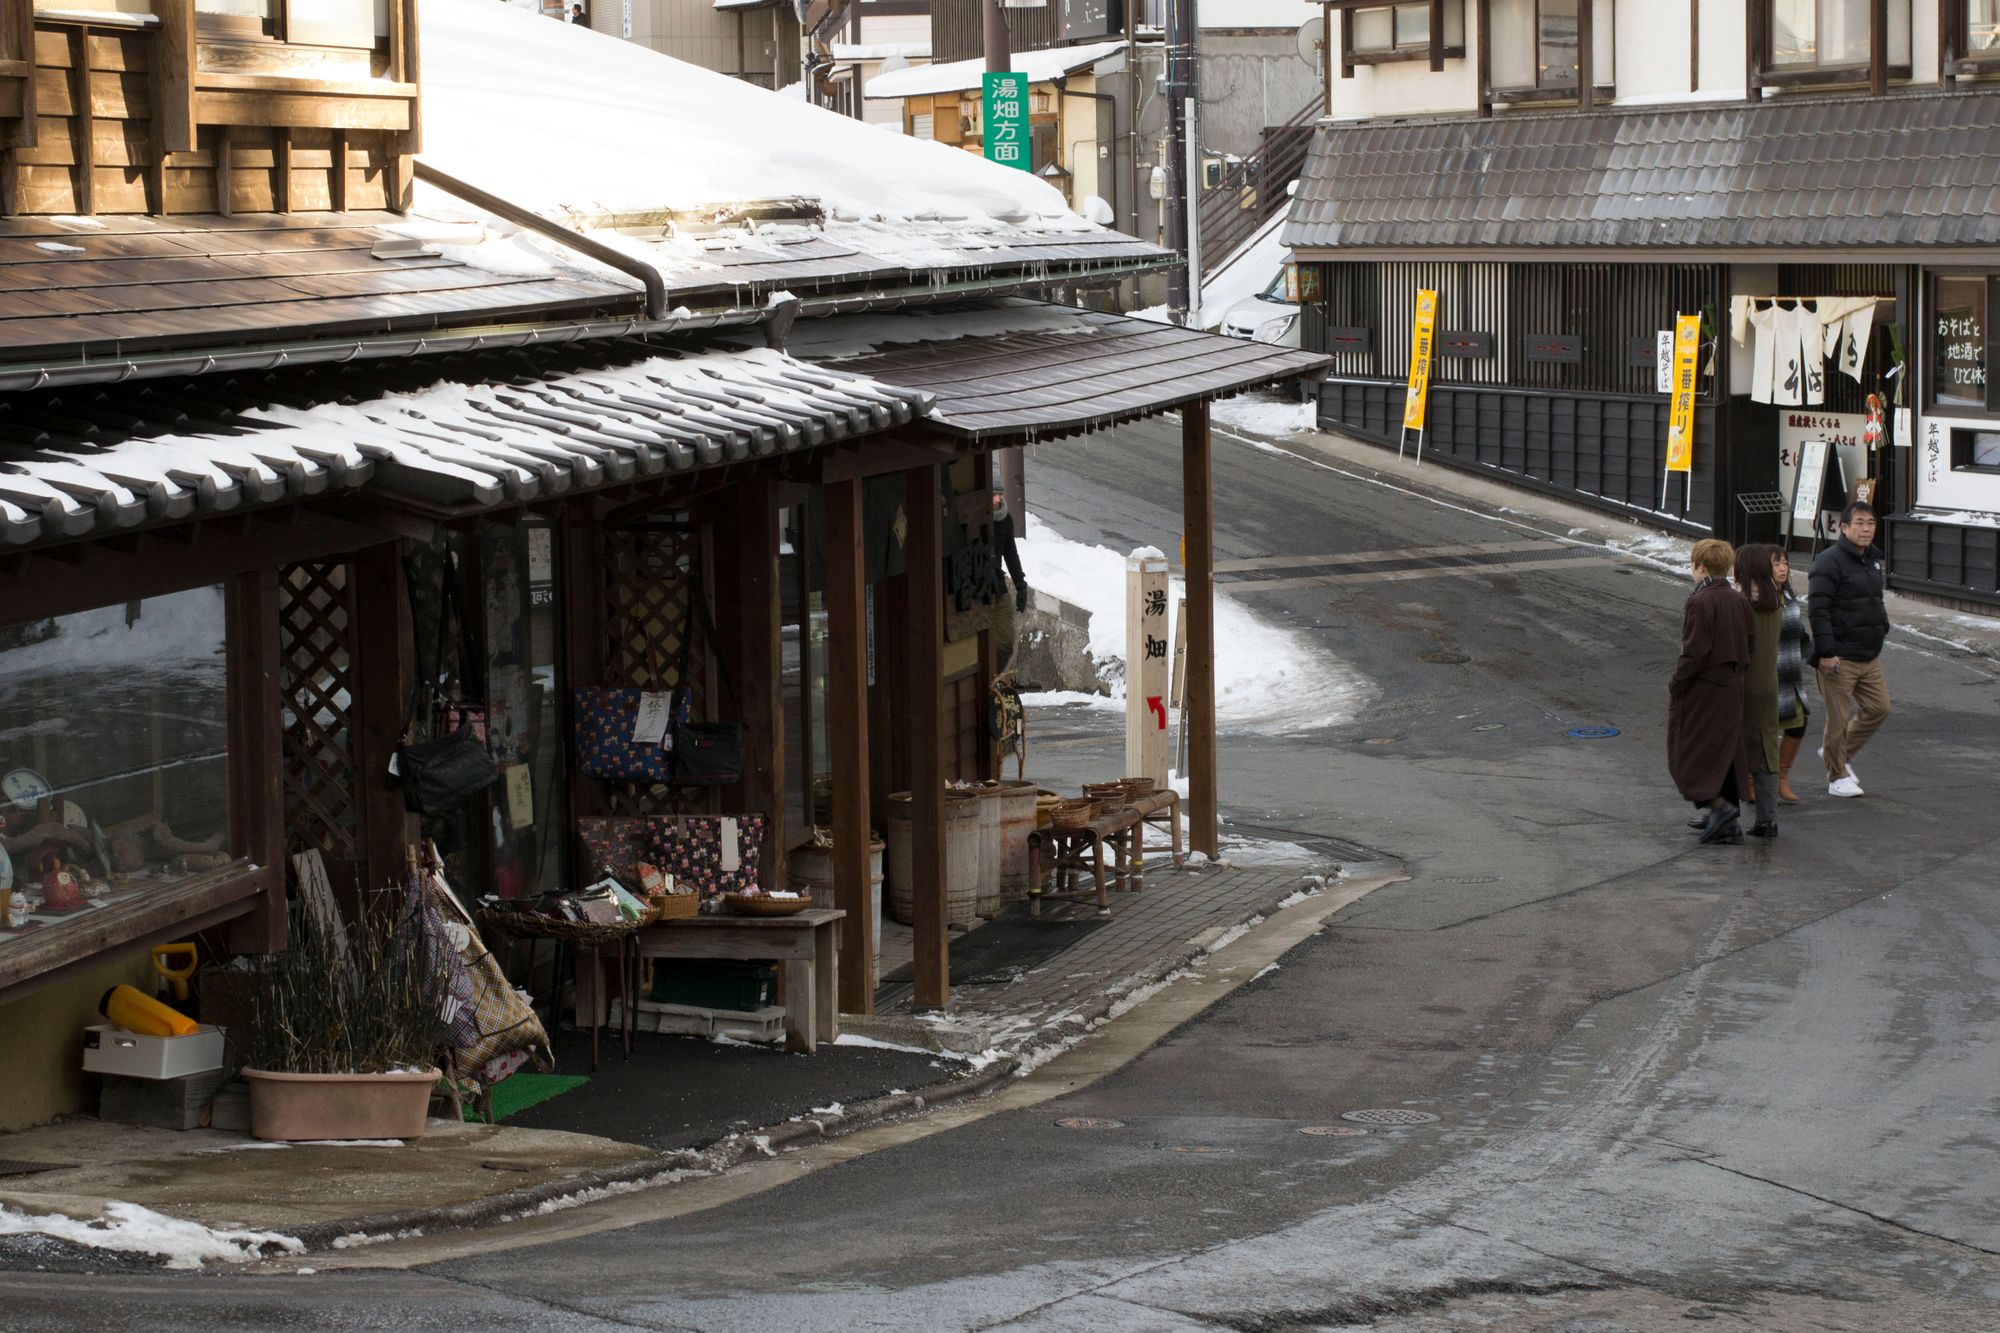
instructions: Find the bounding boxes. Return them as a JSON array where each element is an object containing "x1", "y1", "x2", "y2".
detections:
[{"x1": 1284, "y1": 90, "x2": 2000, "y2": 255}]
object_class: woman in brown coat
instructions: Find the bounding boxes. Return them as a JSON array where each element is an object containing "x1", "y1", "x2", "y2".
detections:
[{"x1": 1669, "y1": 539, "x2": 1755, "y2": 845}]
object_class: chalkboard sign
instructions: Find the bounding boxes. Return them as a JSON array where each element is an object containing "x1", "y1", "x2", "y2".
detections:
[{"x1": 1931, "y1": 275, "x2": 1988, "y2": 409}]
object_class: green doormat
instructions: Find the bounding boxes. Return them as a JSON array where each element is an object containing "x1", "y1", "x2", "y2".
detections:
[{"x1": 472, "y1": 1073, "x2": 590, "y2": 1123}]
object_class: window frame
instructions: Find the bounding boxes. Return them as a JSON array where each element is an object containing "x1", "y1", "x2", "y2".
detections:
[
  {"x1": 1483, "y1": 0, "x2": 1616, "y2": 108},
  {"x1": 1946, "y1": 0, "x2": 2000, "y2": 76},
  {"x1": 1925, "y1": 271, "x2": 2000, "y2": 418},
  {"x1": 1751, "y1": 0, "x2": 1911, "y2": 91},
  {"x1": 1336, "y1": 0, "x2": 1467, "y2": 76}
]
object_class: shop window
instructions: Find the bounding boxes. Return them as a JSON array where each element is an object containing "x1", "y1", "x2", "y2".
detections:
[
  {"x1": 1950, "y1": 426, "x2": 2000, "y2": 472},
  {"x1": 1758, "y1": 0, "x2": 1910, "y2": 83},
  {"x1": 1342, "y1": 1, "x2": 1466, "y2": 66},
  {"x1": 1489, "y1": 0, "x2": 1614, "y2": 99},
  {"x1": 1928, "y1": 274, "x2": 1993, "y2": 413},
  {"x1": 1973, "y1": 0, "x2": 2000, "y2": 51},
  {"x1": 196, "y1": 0, "x2": 386, "y2": 48},
  {"x1": 1, "y1": 589, "x2": 230, "y2": 952},
  {"x1": 1951, "y1": 0, "x2": 2000, "y2": 73}
]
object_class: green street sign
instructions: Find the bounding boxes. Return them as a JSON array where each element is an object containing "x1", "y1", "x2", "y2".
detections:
[{"x1": 982, "y1": 71, "x2": 1030, "y2": 172}]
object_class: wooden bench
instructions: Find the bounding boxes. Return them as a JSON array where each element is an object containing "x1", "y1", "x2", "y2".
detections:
[
  {"x1": 633, "y1": 909, "x2": 844, "y2": 1054},
  {"x1": 1024, "y1": 790, "x2": 1182, "y2": 917}
]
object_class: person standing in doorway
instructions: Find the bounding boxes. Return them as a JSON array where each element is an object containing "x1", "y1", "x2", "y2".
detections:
[
  {"x1": 991, "y1": 489, "x2": 1030, "y2": 612},
  {"x1": 1772, "y1": 546, "x2": 1815, "y2": 802},
  {"x1": 1809, "y1": 502, "x2": 1890, "y2": 798},
  {"x1": 1669, "y1": 539, "x2": 1755, "y2": 845},
  {"x1": 1734, "y1": 544, "x2": 1785, "y2": 836}
]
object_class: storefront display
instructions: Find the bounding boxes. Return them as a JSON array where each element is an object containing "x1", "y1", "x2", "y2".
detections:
[{"x1": 0, "y1": 588, "x2": 230, "y2": 948}]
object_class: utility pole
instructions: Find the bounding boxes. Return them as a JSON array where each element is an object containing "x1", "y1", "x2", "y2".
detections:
[
  {"x1": 1164, "y1": 0, "x2": 1198, "y2": 325},
  {"x1": 986, "y1": 1, "x2": 1026, "y2": 525}
]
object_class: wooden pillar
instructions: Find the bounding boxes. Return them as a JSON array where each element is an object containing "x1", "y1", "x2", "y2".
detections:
[
  {"x1": 1868, "y1": 0, "x2": 1889, "y2": 97},
  {"x1": 352, "y1": 542, "x2": 414, "y2": 892},
  {"x1": 1428, "y1": 0, "x2": 1445, "y2": 72},
  {"x1": 1574, "y1": 0, "x2": 1594, "y2": 108},
  {"x1": 1474, "y1": 0, "x2": 1492, "y2": 117},
  {"x1": 1182, "y1": 402, "x2": 1218, "y2": 858},
  {"x1": 733, "y1": 471, "x2": 786, "y2": 888},
  {"x1": 904, "y1": 464, "x2": 949, "y2": 1010},
  {"x1": 225, "y1": 568, "x2": 286, "y2": 953},
  {"x1": 825, "y1": 478, "x2": 874, "y2": 1013}
]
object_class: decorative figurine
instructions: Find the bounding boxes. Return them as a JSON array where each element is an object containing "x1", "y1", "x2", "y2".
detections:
[{"x1": 40, "y1": 859, "x2": 87, "y2": 913}]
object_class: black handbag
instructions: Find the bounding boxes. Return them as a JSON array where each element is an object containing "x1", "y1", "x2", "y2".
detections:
[
  {"x1": 397, "y1": 551, "x2": 501, "y2": 815},
  {"x1": 670, "y1": 584, "x2": 744, "y2": 786}
]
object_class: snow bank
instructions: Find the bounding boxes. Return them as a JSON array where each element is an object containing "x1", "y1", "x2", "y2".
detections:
[
  {"x1": 1213, "y1": 395, "x2": 1315, "y2": 437},
  {"x1": 1017, "y1": 514, "x2": 1366, "y2": 733},
  {"x1": 419, "y1": 0, "x2": 1071, "y2": 226},
  {"x1": 0, "y1": 1202, "x2": 302, "y2": 1270}
]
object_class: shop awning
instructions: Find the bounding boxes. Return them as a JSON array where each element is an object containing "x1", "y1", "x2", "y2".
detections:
[
  {"x1": 0, "y1": 343, "x2": 930, "y2": 549},
  {"x1": 784, "y1": 301, "x2": 1330, "y2": 444},
  {"x1": 1285, "y1": 89, "x2": 2000, "y2": 259}
]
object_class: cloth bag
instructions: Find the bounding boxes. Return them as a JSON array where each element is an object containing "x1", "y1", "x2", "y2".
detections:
[
  {"x1": 572, "y1": 686, "x2": 683, "y2": 784},
  {"x1": 397, "y1": 551, "x2": 499, "y2": 816},
  {"x1": 669, "y1": 587, "x2": 743, "y2": 786}
]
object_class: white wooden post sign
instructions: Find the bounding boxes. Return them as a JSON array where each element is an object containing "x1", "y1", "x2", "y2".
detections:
[{"x1": 1125, "y1": 547, "x2": 1171, "y2": 788}]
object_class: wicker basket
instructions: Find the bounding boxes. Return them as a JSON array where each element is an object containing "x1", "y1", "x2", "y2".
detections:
[
  {"x1": 645, "y1": 893, "x2": 700, "y2": 923},
  {"x1": 476, "y1": 909, "x2": 638, "y2": 947},
  {"x1": 1121, "y1": 776, "x2": 1156, "y2": 799},
  {"x1": 1051, "y1": 798, "x2": 1098, "y2": 832},
  {"x1": 723, "y1": 892, "x2": 811, "y2": 917}
]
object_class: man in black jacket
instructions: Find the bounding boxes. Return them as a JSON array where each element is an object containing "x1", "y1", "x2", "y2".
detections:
[{"x1": 1808, "y1": 501, "x2": 1891, "y2": 798}]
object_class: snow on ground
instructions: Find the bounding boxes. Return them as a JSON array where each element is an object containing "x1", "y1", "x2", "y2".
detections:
[
  {"x1": 1212, "y1": 394, "x2": 1315, "y2": 437},
  {"x1": 1017, "y1": 514, "x2": 1367, "y2": 733},
  {"x1": 419, "y1": 0, "x2": 1071, "y2": 227},
  {"x1": 0, "y1": 1202, "x2": 302, "y2": 1269}
]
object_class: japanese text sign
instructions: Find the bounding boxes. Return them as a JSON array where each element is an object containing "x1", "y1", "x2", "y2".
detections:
[
  {"x1": 1666, "y1": 313, "x2": 1700, "y2": 474},
  {"x1": 983, "y1": 72, "x2": 1030, "y2": 172},
  {"x1": 1125, "y1": 549, "x2": 1170, "y2": 788},
  {"x1": 1403, "y1": 289, "x2": 1438, "y2": 432}
]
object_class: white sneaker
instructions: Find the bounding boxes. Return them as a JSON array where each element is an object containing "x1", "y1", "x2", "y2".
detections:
[
  {"x1": 1817, "y1": 747, "x2": 1858, "y2": 782},
  {"x1": 1828, "y1": 776, "x2": 1865, "y2": 798}
]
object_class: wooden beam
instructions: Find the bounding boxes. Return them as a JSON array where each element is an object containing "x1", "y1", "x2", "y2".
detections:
[
  {"x1": 1689, "y1": 0, "x2": 1699, "y2": 92},
  {"x1": 1475, "y1": 0, "x2": 1492, "y2": 117},
  {"x1": 1869, "y1": 0, "x2": 1888, "y2": 96},
  {"x1": 1941, "y1": 0, "x2": 1958, "y2": 88},
  {"x1": 1181, "y1": 401, "x2": 1218, "y2": 858},
  {"x1": 732, "y1": 470, "x2": 787, "y2": 889},
  {"x1": 351, "y1": 542, "x2": 413, "y2": 893},
  {"x1": 7, "y1": 0, "x2": 37, "y2": 151},
  {"x1": 904, "y1": 463, "x2": 949, "y2": 1010},
  {"x1": 225, "y1": 566, "x2": 287, "y2": 953},
  {"x1": 330, "y1": 128, "x2": 348, "y2": 211},
  {"x1": 274, "y1": 127, "x2": 292, "y2": 213},
  {"x1": 214, "y1": 123, "x2": 232, "y2": 217},
  {"x1": 1746, "y1": 0, "x2": 1762, "y2": 100},
  {"x1": 69, "y1": 25, "x2": 93, "y2": 216},
  {"x1": 825, "y1": 476, "x2": 874, "y2": 1014},
  {"x1": 155, "y1": 0, "x2": 196, "y2": 154},
  {"x1": 1428, "y1": 0, "x2": 1445, "y2": 72},
  {"x1": 1574, "y1": 0, "x2": 1594, "y2": 108}
]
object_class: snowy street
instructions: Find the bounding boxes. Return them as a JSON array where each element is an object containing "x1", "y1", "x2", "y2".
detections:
[{"x1": 11, "y1": 405, "x2": 2000, "y2": 1330}]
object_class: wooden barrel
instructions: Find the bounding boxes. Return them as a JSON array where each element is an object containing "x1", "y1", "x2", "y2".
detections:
[
  {"x1": 973, "y1": 784, "x2": 1005, "y2": 916},
  {"x1": 791, "y1": 834, "x2": 886, "y2": 980},
  {"x1": 885, "y1": 790, "x2": 980, "y2": 928},
  {"x1": 982, "y1": 780, "x2": 1040, "y2": 902}
]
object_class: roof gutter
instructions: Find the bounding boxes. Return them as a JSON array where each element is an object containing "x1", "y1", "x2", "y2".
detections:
[
  {"x1": 0, "y1": 260, "x2": 1173, "y2": 393},
  {"x1": 413, "y1": 161, "x2": 672, "y2": 319}
]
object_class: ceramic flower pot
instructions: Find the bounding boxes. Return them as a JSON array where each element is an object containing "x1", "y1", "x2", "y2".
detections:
[{"x1": 241, "y1": 1067, "x2": 440, "y2": 1141}]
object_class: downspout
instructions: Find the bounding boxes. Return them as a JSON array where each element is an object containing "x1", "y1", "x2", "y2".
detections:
[
  {"x1": 1055, "y1": 76, "x2": 1118, "y2": 233},
  {"x1": 414, "y1": 161, "x2": 670, "y2": 320}
]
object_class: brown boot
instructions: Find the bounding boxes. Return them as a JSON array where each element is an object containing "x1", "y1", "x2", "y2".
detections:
[{"x1": 1777, "y1": 734, "x2": 1802, "y2": 803}]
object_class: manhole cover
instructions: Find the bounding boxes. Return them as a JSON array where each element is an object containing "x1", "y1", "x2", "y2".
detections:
[
  {"x1": 0, "y1": 1159, "x2": 74, "y2": 1179},
  {"x1": 1361, "y1": 736, "x2": 1399, "y2": 746},
  {"x1": 1055, "y1": 1117, "x2": 1124, "y2": 1130},
  {"x1": 1299, "y1": 1125, "x2": 1369, "y2": 1138},
  {"x1": 1420, "y1": 651, "x2": 1470, "y2": 664},
  {"x1": 1472, "y1": 723, "x2": 1505, "y2": 732},
  {"x1": 1566, "y1": 725, "x2": 1621, "y2": 740},
  {"x1": 1340, "y1": 1108, "x2": 1441, "y2": 1126}
]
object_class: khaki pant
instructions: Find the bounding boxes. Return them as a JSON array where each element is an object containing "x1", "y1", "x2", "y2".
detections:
[{"x1": 1818, "y1": 656, "x2": 1891, "y2": 782}]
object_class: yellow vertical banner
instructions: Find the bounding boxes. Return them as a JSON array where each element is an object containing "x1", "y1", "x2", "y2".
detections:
[
  {"x1": 1666, "y1": 313, "x2": 1701, "y2": 474},
  {"x1": 1403, "y1": 289, "x2": 1438, "y2": 433}
]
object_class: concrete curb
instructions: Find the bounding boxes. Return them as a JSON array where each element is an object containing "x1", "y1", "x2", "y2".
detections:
[{"x1": 290, "y1": 1054, "x2": 1023, "y2": 1253}]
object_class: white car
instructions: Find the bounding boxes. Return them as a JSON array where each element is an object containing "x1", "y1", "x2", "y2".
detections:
[{"x1": 1221, "y1": 267, "x2": 1301, "y2": 348}]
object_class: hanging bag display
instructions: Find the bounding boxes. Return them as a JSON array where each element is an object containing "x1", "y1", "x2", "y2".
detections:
[
  {"x1": 397, "y1": 551, "x2": 500, "y2": 816},
  {"x1": 571, "y1": 685, "x2": 682, "y2": 785},
  {"x1": 670, "y1": 584, "x2": 744, "y2": 786}
]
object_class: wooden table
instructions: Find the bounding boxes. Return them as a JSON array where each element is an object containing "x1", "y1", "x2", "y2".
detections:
[{"x1": 634, "y1": 908, "x2": 844, "y2": 1054}]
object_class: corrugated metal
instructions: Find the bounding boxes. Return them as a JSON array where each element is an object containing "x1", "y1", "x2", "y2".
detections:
[
  {"x1": 933, "y1": 0, "x2": 1060, "y2": 63},
  {"x1": 1285, "y1": 90, "x2": 2000, "y2": 255}
]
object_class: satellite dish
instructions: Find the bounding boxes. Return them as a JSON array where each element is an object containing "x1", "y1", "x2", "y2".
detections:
[{"x1": 1296, "y1": 16, "x2": 1325, "y2": 67}]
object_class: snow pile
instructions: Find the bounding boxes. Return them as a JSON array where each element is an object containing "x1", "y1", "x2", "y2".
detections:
[
  {"x1": 1017, "y1": 514, "x2": 1367, "y2": 733},
  {"x1": 1213, "y1": 394, "x2": 1315, "y2": 437},
  {"x1": 0, "y1": 1202, "x2": 302, "y2": 1270},
  {"x1": 419, "y1": 0, "x2": 1071, "y2": 227},
  {"x1": 1197, "y1": 210, "x2": 1291, "y2": 331}
]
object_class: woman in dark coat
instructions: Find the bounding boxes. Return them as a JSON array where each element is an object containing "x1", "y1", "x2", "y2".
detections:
[
  {"x1": 1669, "y1": 539, "x2": 1755, "y2": 844},
  {"x1": 1734, "y1": 543, "x2": 1784, "y2": 837}
]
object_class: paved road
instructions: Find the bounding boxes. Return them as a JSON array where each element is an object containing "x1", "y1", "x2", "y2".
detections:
[{"x1": 8, "y1": 409, "x2": 1999, "y2": 1330}]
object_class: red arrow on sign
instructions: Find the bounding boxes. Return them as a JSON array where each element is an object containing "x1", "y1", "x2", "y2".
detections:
[{"x1": 1147, "y1": 695, "x2": 1166, "y2": 730}]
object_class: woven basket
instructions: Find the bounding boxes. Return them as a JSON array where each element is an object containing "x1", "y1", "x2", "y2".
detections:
[
  {"x1": 645, "y1": 893, "x2": 700, "y2": 923},
  {"x1": 1121, "y1": 777, "x2": 1156, "y2": 799},
  {"x1": 1051, "y1": 798, "x2": 1098, "y2": 832},
  {"x1": 723, "y1": 892, "x2": 811, "y2": 917},
  {"x1": 477, "y1": 909, "x2": 638, "y2": 947}
]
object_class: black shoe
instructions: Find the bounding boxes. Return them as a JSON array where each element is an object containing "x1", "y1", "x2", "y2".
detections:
[
  {"x1": 1748, "y1": 821, "x2": 1779, "y2": 838},
  {"x1": 1700, "y1": 821, "x2": 1744, "y2": 845},
  {"x1": 1686, "y1": 815, "x2": 1707, "y2": 830},
  {"x1": 1697, "y1": 803, "x2": 1740, "y2": 844}
]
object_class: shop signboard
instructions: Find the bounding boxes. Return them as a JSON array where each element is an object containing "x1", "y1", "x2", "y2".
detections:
[
  {"x1": 1778, "y1": 412, "x2": 1868, "y2": 540},
  {"x1": 1665, "y1": 314, "x2": 1700, "y2": 475},
  {"x1": 1060, "y1": 0, "x2": 1117, "y2": 40},
  {"x1": 982, "y1": 73, "x2": 1030, "y2": 172},
  {"x1": 1124, "y1": 549, "x2": 1170, "y2": 788},
  {"x1": 1400, "y1": 289, "x2": 1437, "y2": 461}
]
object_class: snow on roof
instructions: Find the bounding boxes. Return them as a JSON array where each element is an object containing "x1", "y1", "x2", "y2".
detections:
[
  {"x1": 829, "y1": 41, "x2": 931, "y2": 61},
  {"x1": 418, "y1": 0, "x2": 1072, "y2": 227},
  {"x1": 713, "y1": 0, "x2": 775, "y2": 10},
  {"x1": 1198, "y1": 0, "x2": 1314, "y2": 27},
  {"x1": 864, "y1": 40, "x2": 1126, "y2": 101}
]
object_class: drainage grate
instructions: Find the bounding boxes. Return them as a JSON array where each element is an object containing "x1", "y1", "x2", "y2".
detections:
[
  {"x1": 1054, "y1": 1117, "x2": 1124, "y2": 1130},
  {"x1": 1420, "y1": 651, "x2": 1470, "y2": 664},
  {"x1": 1566, "y1": 725, "x2": 1621, "y2": 740},
  {"x1": 0, "y1": 1159, "x2": 74, "y2": 1179},
  {"x1": 1340, "y1": 1108, "x2": 1441, "y2": 1126},
  {"x1": 1299, "y1": 1125, "x2": 1369, "y2": 1138}
]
